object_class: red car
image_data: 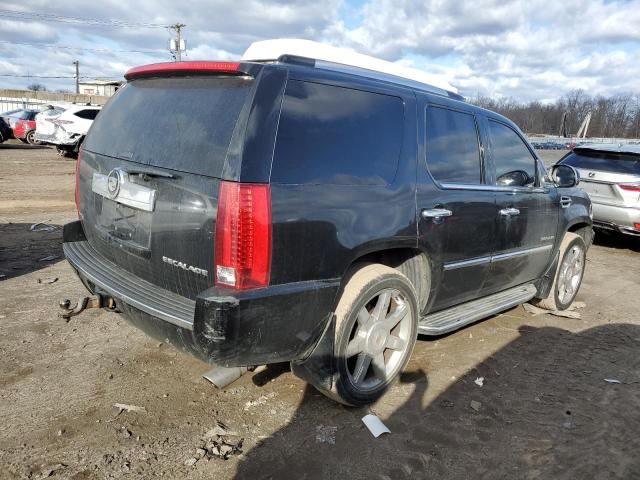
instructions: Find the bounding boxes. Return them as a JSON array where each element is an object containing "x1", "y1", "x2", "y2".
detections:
[{"x1": 10, "y1": 110, "x2": 39, "y2": 144}]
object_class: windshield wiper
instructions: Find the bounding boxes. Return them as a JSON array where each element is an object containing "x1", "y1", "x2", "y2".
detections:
[{"x1": 123, "y1": 167, "x2": 178, "y2": 179}]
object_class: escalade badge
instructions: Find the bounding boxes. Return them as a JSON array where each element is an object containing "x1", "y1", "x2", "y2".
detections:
[
  {"x1": 162, "y1": 256, "x2": 209, "y2": 277},
  {"x1": 106, "y1": 168, "x2": 123, "y2": 199}
]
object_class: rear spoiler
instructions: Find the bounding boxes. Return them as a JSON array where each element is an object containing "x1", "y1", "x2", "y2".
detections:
[{"x1": 124, "y1": 61, "x2": 260, "y2": 80}]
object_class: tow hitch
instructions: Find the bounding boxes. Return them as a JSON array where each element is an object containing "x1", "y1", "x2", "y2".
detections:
[{"x1": 59, "y1": 295, "x2": 115, "y2": 321}]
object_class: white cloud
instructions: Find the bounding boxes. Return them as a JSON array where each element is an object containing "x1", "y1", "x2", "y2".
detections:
[{"x1": 0, "y1": 0, "x2": 638, "y2": 100}]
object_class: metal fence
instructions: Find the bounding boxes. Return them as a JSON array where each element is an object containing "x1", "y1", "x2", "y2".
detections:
[{"x1": 0, "y1": 97, "x2": 63, "y2": 113}]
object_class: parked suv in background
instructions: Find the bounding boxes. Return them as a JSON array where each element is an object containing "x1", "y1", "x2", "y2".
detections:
[
  {"x1": 62, "y1": 42, "x2": 592, "y2": 405},
  {"x1": 35, "y1": 104, "x2": 101, "y2": 157},
  {"x1": 558, "y1": 144, "x2": 640, "y2": 237}
]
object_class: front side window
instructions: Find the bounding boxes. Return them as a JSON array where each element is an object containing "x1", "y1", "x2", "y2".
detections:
[
  {"x1": 489, "y1": 121, "x2": 536, "y2": 187},
  {"x1": 425, "y1": 106, "x2": 482, "y2": 185},
  {"x1": 271, "y1": 80, "x2": 404, "y2": 185}
]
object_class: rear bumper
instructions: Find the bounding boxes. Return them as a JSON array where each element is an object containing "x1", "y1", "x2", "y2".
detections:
[
  {"x1": 593, "y1": 202, "x2": 640, "y2": 236},
  {"x1": 63, "y1": 221, "x2": 339, "y2": 366}
]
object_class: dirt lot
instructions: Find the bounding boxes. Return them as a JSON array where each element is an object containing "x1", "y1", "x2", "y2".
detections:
[{"x1": 1, "y1": 142, "x2": 639, "y2": 479}]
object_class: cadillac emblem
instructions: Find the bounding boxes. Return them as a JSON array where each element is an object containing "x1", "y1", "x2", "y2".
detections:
[{"x1": 106, "y1": 168, "x2": 123, "y2": 199}]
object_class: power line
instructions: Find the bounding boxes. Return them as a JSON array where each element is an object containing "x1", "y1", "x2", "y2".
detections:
[
  {"x1": 0, "y1": 39, "x2": 166, "y2": 55},
  {"x1": 0, "y1": 9, "x2": 170, "y2": 29}
]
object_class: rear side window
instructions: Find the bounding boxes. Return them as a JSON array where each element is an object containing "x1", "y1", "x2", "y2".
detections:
[
  {"x1": 489, "y1": 121, "x2": 536, "y2": 187},
  {"x1": 427, "y1": 106, "x2": 482, "y2": 185},
  {"x1": 84, "y1": 76, "x2": 253, "y2": 177},
  {"x1": 425, "y1": 106, "x2": 481, "y2": 184},
  {"x1": 74, "y1": 109, "x2": 99, "y2": 120},
  {"x1": 271, "y1": 80, "x2": 404, "y2": 185},
  {"x1": 560, "y1": 151, "x2": 640, "y2": 175}
]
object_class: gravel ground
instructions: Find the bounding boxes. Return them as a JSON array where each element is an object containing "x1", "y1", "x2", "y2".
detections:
[{"x1": 1, "y1": 143, "x2": 639, "y2": 479}]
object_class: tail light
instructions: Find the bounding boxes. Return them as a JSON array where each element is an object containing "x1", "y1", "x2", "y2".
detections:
[
  {"x1": 74, "y1": 151, "x2": 82, "y2": 218},
  {"x1": 619, "y1": 183, "x2": 640, "y2": 192},
  {"x1": 214, "y1": 181, "x2": 271, "y2": 289}
]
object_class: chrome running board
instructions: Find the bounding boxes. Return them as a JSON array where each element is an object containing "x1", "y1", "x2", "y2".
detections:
[{"x1": 418, "y1": 284, "x2": 537, "y2": 336}]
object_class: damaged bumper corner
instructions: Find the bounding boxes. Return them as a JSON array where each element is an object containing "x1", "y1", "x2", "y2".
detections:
[{"x1": 62, "y1": 220, "x2": 340, "y2": 367}]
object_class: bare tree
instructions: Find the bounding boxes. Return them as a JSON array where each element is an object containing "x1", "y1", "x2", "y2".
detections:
[
  {"x1": 26, "y1": 83, "x2": 47, "y2": 92},
  {"x1": 470, "y1": 91, "x2": 640, "y2": 139}
]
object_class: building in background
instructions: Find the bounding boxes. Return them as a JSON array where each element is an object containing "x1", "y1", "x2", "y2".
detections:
[{"x1": 78, "y1": 80, "x2": 123, "y2": 96}]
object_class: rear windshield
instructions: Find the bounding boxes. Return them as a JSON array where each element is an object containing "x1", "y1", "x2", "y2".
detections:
[
  {"x1": 560, "y1": 150, "x2": 640, "y2": 175},
  {"x1": 84, "y1": 76, "x2": 253, "y2": 177}
]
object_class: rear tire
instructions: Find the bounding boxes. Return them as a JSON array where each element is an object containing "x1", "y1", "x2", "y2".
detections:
[
  {"x1": 25, "y1": 130, "x2": 36, "y2": 145},
  {"x1": 533, "y1": 232, "x2": 586, "y2": 311},
  {"x1": 316, "y1": 264, "x2": 418, "y2": 406}
]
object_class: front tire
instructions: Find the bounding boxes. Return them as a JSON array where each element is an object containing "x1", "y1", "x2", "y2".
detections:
[
  {"x1": 320, "y1": 264, "x2": 418, "y2": 406},
  {"x1": 534, "y1": 232, "x2": 586, "y2": 311}
]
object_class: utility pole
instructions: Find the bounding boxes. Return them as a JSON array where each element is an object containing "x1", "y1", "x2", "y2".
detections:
[
  {"x1": 169, "y1": 23, "x2": 186, "y2": 61},
  {"x1": 73, "y1": 60, "x2": 79, "y2": 94}
]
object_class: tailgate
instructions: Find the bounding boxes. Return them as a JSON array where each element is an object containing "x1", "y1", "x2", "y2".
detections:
[{"x1": 79, "y1": 75, "x2": 256, "y2": 300}]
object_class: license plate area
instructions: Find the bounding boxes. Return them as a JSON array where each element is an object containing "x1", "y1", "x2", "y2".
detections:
[{"x1": 95, "y1": 198, "x2": 153, "y2": 252}]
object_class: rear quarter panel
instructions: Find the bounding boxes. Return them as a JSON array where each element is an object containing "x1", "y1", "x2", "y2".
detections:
[{"x1": 268, "y1": 87, "x2": 418, "y2": 285}]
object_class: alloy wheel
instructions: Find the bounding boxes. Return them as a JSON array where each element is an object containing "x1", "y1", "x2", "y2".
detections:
[
  {"x1": 344, "y1": 288, "x2": 413, "y2": 391},
  {"x1": 557, "y1": 244, "x2": 584, "y2": 305}
]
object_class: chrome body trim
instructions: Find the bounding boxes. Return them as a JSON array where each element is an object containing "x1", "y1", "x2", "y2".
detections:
[
  {"x1": 439, "y1": 183, "x2": 548, "y2": 194},
  {"x1": 491, "y1": 244, "x2": 553, "y2": 262},
  {"x1": 443, "y1": 256, "x2": 491, "y2": 271},
  {"x1": 92, "y1": 171, "x2": 157, "y2": 212},
  {"x1": 444, "y1": 244, "x2": 554, "y2": 271}
]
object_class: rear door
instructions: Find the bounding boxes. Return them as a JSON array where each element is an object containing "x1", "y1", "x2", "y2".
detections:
[
  {"x1": 483, "y1": 119, "x2": 558, "y2": 293},
  {"x1": 417, "y1": 102, "x2": 496, "y2": 312},
  {"x1": 79, "y1": 74, "x2": 257, "y2": 300}
]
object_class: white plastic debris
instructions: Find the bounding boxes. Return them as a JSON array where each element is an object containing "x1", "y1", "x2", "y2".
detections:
[
  {"x1": 30, "y1": 222, "x2": 56, "y2": 232},
  {"x1": 474, "y1": 377, "x2": 485, "y2": 387},
  {"x1": 604, "y1": 378, "x2": 621, "y2": 384},
  {"x1": 361, "y1": 414, "x2": 390, "y2": 438}
]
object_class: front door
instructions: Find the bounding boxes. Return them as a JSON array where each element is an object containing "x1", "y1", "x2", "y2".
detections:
[
  {"x1": 417, "y1": 103, "x2": 496, "y2": 312},
  {"x1": 483, "y1": 119, "x2": 558, "y2": 293}
]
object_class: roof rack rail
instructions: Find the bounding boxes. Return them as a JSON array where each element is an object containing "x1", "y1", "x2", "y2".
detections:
[{"x1": 242, "y1": 39, "x2": 462, "y2": 100}]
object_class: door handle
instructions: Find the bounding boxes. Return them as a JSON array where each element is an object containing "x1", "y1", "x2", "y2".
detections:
[
  {"x1": 421, "y1": 208, "x2": 452, "y2": 219},
  {"x1": 560, "y1": 195, "x2": 572, "y2": 208},
  {"x1": 499, "y1": 207, "x2": 520, "y2": 216}
]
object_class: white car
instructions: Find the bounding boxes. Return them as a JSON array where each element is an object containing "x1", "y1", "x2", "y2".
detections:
[{"x1": 35, "y1": 104, "x2": 101, "y2": 157}]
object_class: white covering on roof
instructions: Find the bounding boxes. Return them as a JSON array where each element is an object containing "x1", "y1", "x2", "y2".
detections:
[{"x1": 242, "y1": 39, "x2": 457, "y2": 94}]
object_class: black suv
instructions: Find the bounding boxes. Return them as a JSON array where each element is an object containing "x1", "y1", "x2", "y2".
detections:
[{"x1": 62, "y1": 57, "x2": 592, "y2": 405}]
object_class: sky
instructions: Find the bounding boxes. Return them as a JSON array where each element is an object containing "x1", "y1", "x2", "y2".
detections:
[{"x1": 0, "y1": 0, "x2": 639, "y2": 102}]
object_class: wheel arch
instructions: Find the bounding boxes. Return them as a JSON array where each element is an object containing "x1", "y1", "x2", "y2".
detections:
[
  {"x1": 567, "y1": 220, "x2": 594, "y2": 247},
  {"x1": 340, "y1": 247, "x2": 431, "y2": 314}
]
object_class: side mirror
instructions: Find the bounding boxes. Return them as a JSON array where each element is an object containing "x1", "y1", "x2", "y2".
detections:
[
  {"x1": 551, "y1": 164, "x2": 579, "y2": 188},
  {"x1": 496, "y1": 169, "x2": 532, "y2": 187}
]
